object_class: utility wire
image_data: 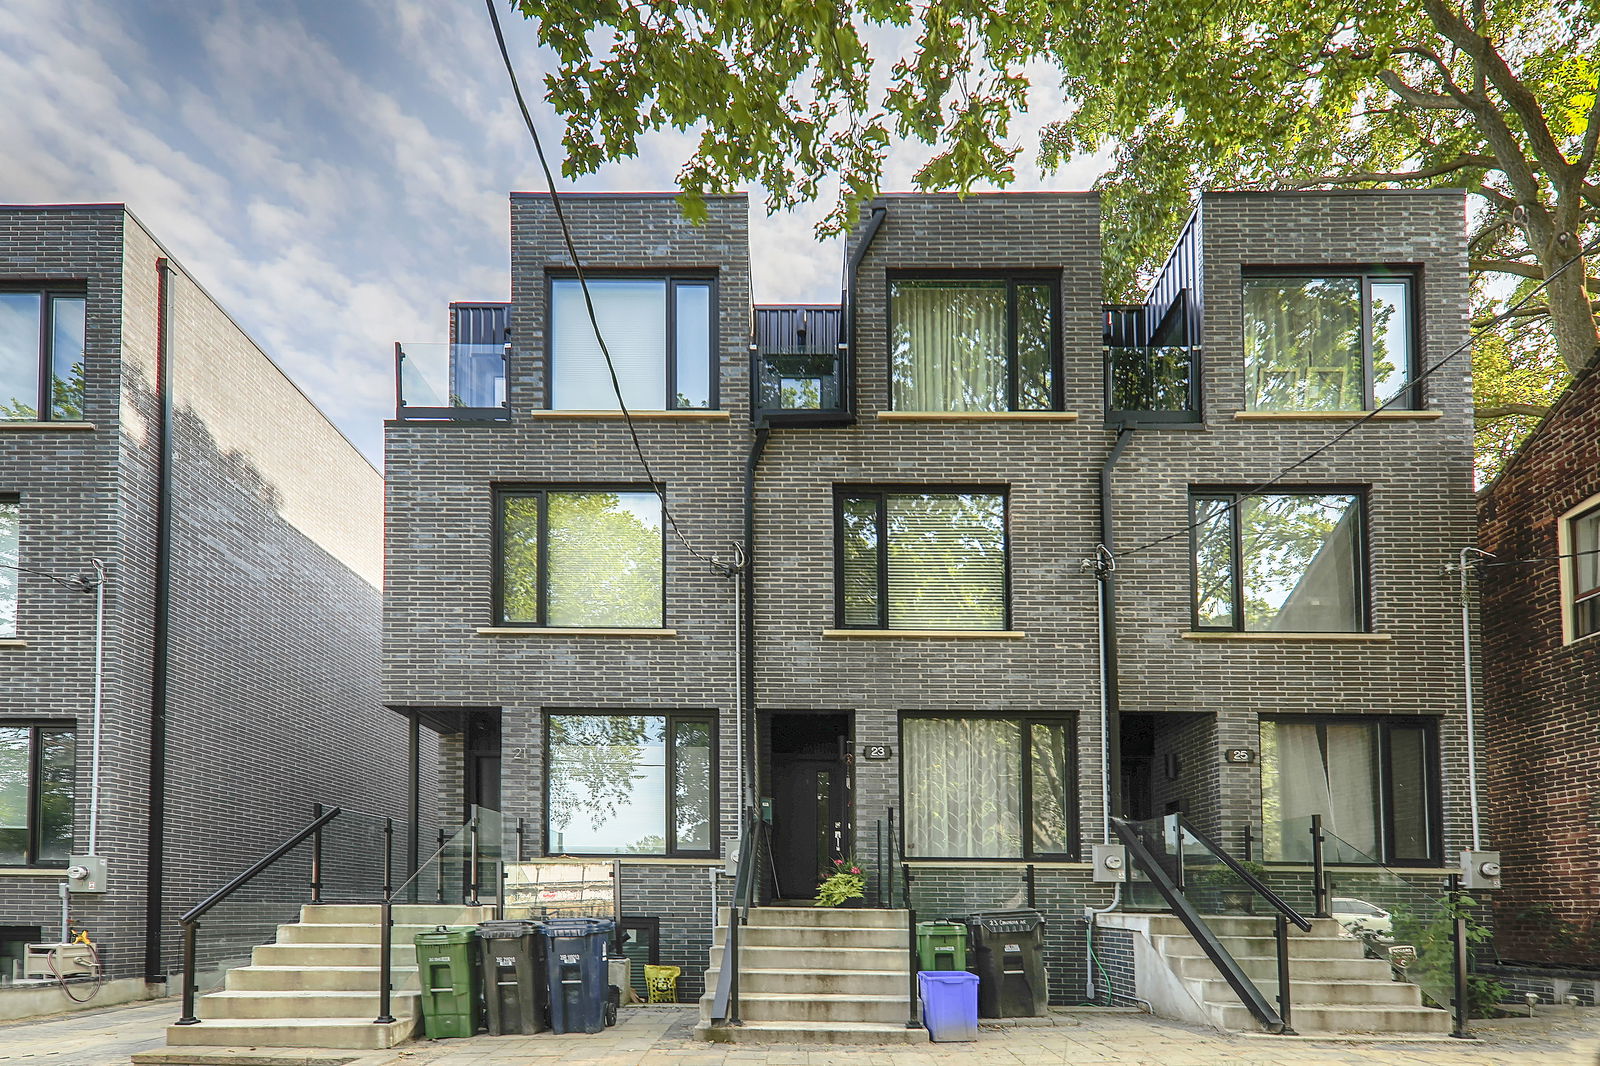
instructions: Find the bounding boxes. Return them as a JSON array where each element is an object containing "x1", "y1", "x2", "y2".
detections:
[
  {"x1": 1112, "y1": 231, "x2": 1600, "y2": 562},
  {"x1": 0, "y1": 560, "x2": 97, "y2": 591},
  {"x1": 1478, "y1": 547, "x2": 1600, "y2": 568},
  {"x1": 483, "y1": 0, "x2": 734, "y2": 577}
]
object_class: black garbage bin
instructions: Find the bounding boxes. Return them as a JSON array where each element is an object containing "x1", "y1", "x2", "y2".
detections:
[
  {"x1": 963, "y1": 910, "x2": 1048, "y2": 1018},
  {"x1": 477, "y1": 919, "x2": 547, "y2": 1035},
  {"x1": 538, "y1": 917, "x2": 616, "y2": 1034}
]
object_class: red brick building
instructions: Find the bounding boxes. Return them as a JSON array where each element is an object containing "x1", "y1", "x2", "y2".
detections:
[{"x1": 1479, "y1": 357, "x2": 1600, "y2": 969}]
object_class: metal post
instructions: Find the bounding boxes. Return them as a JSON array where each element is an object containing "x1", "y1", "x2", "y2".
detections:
[
  {"x1": 374, "y1": 898, "x2": 395, "y2": 1024},
  {"x1": 435, "y1": 827, "x2": 446, "y2": 904},
  {"x1": 904, "y1": 865, "x2": 921, "y2": 1029},
  {"x1": 1026, "y1": 864, "x2": 1037, "y2": 910},
  {"x1": 728, "y1": 913, "x2": 742, "y2": 1026},
  {"x1": 887, "y1": 807, "x2": 898, "y2": 908},
  {"x1": 1275, "y1": 913, "x2": 1294, "y2": 1034},
  {"x1": 1242, "y1": 824, "x2": 1254, "y2": 864},
  {"x1": 382, "y1": 818, "x2": 394, "y2": 901},
  {"x1": 467, "y1": 807, "x2": 482, "y2": 907},
  {"x1": 176, "y1": 922, "x2": 199, "y2": 1025},
  {"x1": 1450, "y1": 874, "x2": 1470, "y2": 1039},
  {"x1": 1310, "y1": 815, "x2": 1329, "y2": 918},
  {"x1": 1173, "y1": 818, "x2": 1186, "y2": 895},
  {"x1": 516, "y1": 817, "x2": 526, "y2": 863},
  {"x1": 310, "y1": 803, "x2": 324, "y2": 903}
]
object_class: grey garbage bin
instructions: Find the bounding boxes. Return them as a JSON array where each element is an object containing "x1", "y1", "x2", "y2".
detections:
[
  {"x1": 477, "y1": 919, "x2": 547, "y2": 1035},
  {"x1": 963, "y1": 909, "x2": 1048, "y2": 1018}
]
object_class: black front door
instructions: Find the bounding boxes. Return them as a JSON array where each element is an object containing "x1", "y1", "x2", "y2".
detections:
[{"x1": 768, "y1": 713, "x2": 851, "y2": 901}]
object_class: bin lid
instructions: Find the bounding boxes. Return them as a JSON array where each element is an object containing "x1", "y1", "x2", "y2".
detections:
[
  {"x1": 963, "y1": 909, "x2": 1045, "y2": 933},
  {"x1": 917, "y1": 970, "x2": 979, "y2": 985},
  {"x1": 477, "y1": 919, "x2": 539, "y2": 939},
  {"x1": 414, "y1": 925, "x2": 477, "y2": 944},
  {"x1": 538, "y1": 917, "x2": 617, "y2": 936},
  {"x1": 916, "y1": 920, "x2": 967, "y2": 935}
]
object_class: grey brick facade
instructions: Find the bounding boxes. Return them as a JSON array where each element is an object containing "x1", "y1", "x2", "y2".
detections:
[
  {"x1": 384, "y1": 189, "x2": 1477, "y2": 1004},
  {"x1": 0, "y1": 206, "x2": 424, "y2": 987}
]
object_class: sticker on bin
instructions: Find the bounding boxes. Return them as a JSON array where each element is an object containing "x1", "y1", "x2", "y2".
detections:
[
  {"x1": 560, "y1": 954, "x2": 580, "y2": 964},
  {"x1": 1005, "y1": 943, "x2": 1021, "y2": 952}
]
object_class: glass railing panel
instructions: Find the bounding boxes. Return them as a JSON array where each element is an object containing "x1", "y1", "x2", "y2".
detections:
[
  {"x1": 315, "y1": 808, "x2": 393, "y2": 903},
  {"x1": 1107, "y1": 345, "x2": 1196, "y2": 413},
  {"x1": 755, "y1": 351, "x2": 843, "y2": 412},
  {"x1": 397, "y1": 342, "x2": 507, "y2": 415}
]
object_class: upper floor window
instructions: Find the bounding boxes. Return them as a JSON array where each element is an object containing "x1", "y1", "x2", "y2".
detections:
[
  {"x1": 837, "y1": 488, "x2": 1008, "y2": 630},
  {"x1": 0, "y1": 289, "x2": 86, "y2": 421},
  {"x1": 1566, "y1": 499, "x2": 1600, "y2": 642},
  {"x1": 549, "y1": 277, "x2": 714, "y2": 410},
  {"x1": 497, "y1": 487, "x2": 664, "y2": 628},
  {"x1": 0, "y1": 723, "x2": 75, "y2": 867},
  {"x1": 1192, "y1": 490, "x2": 1366, "y2": 632},
  {"x1": 0, "y1": 500, "x2": 15, "y2": 638},
  {"x1": 890, "y1": 278, "x2": 1056, "y2": 412},
  {"x1": 1243, "y1": 273, "x2": 1415, "y2": 412}
]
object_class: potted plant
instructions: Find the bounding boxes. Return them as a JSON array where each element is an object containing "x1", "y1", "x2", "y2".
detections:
[
  {"x1": 1198, "y1": 861, "x2": 1267, "y2": 914},
  {"x1": 814, "y1": 857, "x2": 867, "y2": 908}
]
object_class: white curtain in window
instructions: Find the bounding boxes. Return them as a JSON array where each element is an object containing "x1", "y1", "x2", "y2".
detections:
[
  {"x1": 0, "y1": 502, "x2": 16, "y2": 639},
  {"x1": 905, "y1": 718, "x2": 1022, "y2": 857},
  {"x1": 891, "y1": 282, "x2": 1007, "y2": 411},
  {"x1": 551, "y1": 279, "x2": 666, "y2": 409},
  {"x1": 1268, "y1": 721, "x2": 1380, "y2": 860}
]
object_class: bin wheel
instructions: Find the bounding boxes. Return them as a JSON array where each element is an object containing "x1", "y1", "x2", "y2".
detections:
[{"x1": 605, "y1": 986, "x2": 620, "y2": 1027}]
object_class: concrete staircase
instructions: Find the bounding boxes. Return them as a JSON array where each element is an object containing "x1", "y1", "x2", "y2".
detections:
[
  {"x1": 1150, "y1": 915, "x2": 1451, "y2": 1035},
  {"x1": 695, "y1": 906, "x2": 928, "y2": 1045},
  {"x1": 164, "y1": 903, "x2": 493, "y2": 1051}
]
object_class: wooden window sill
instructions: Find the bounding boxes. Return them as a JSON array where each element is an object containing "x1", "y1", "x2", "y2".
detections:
[
  {"x1": 1232, "y1": 410, "x2": 1442, "y2": 422},
  {"x1": 875, "y1": 411, "x2": 1079, "y2": 423},
  {"x1": 904, "y1": 859, "x2": 1091, "y2": 870},
  {"x1": 1180, "y1": 631, "x2": 1393, "y2": 643},
  {"x1": 477, "y1": 626, "x2": 677, "y2": 637},
  {"x1": 821, "y1": 629, "x2": 1025, "y2": 640},
  {"x1": 0, "y1": 639, "x2": 27, "y2": 648},
  {"x1": 0, "y1": 867, "x2": 66, "y2": 877},
  {"x1": 528, "y1": 410, "x2": 730, "y2": 422},
  {"x1": 0, "y1": 421, "x2": 97, "y2": 432}
]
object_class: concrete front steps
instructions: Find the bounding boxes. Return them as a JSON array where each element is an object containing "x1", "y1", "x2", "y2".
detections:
[
  {"x1": 696, "y1": 906, "x2": 928, "y2": 1045},
  {"x1": 1150, "y1": 915, "x2": 1451, "y2": 1035},
  {"x1": 164, "y1": 903, "x2": 493, "y2": 1051}
]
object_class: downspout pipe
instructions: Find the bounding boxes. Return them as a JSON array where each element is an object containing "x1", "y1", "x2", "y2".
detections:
[
  {"x1": 144, "y1": 258, "x2": 176, "y2": 981},
  {"x1": 742, "y1": 427, "x2": 769, "y2": 812},
  {"x1": 1098, "y1": 426, "x2": 1135, "y2": 839},
  {"x1": 844, "y1": 205, "x2": 887, "y2": 413}
]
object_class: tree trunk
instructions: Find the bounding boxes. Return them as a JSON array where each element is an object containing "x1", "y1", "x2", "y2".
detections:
[{"x1": 1540, "y1": 251, "x2": 1600, "y2": 373}]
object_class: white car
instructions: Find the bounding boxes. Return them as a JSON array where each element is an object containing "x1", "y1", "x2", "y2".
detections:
[{"x1": 1331, "y1": 896, "x2": 1393, "y2": 940}]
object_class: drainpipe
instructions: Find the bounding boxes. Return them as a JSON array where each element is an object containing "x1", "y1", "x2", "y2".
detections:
[
  {"x1": 86, "y1": 558, "x2": 107, "y2": 854},
  {"x1": 844, "y1": 205, "x2": 887, "y2": 414},
  {"x1": 741, "y1": 428, "x2": 769, "y2": 812},
  {"x1": 143, "y1": 258, "x2": 176, "y2": 981},
  {"x1": 1459, "y1": 547, "x2": 1492, "y2": 850},
  {"x1": 1097, "y1": 426, "x2": 1135, "y2": 840}
]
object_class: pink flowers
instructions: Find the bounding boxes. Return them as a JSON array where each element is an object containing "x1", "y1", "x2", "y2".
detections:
[
  {"x1": 850, "y1": 866, "x2": 861, "y2": 874},
  {"x1": 834, "y1": 858, "x2": 844, "y2": 866}
]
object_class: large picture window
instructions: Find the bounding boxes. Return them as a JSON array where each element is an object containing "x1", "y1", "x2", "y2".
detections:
[
  {"x1": 545, "y1": 713, "x2": 714, "y2": 856},
  {"x1": 0, "y1": 724, "x2": 75, "y2": 867},
  {"x1": 837, "y1": 488, "x2": 1008, "y2": 630},
  {"x1": 1567, "y1": 500, "x2": 1600, "y2": 642},
  {"x1": 1192, "y1": 490, "x2": 1366, "y2": 632},
  {"x1": 890, "y1": 278, "x2": 1056, "y2": 412},
  {"x1": 548, "y1": 277, "x2": 714, "y2": 410},
  {"x1": 497, "y1": 488, "x2": 664, "y2": 628},
  {"x1": 0, "y1": 289, "x2": 86, "y2": 422},
  {"x1": 902, "y1": 716, "x2": 1074, "y2": 859},
  {"x1": 1243, "y1": 273, "x2": 1416, "y2": 412},
  {"x1": 1260, "y1": 717, "x2": 1438, "y2": 865},
  {"x1": 0, "y1": 501, "x2": 16, "y2": 639}
]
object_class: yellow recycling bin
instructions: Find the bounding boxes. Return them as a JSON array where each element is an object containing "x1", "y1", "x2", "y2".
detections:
[{"x1": 643, "y1": 964, "x2": 681, "y2": 1003}]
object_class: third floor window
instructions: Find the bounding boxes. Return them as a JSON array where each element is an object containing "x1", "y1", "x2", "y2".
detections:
[
  {"x1": 889, "y1": 278, "x2": 1056, "y2": 412},
  {"x1": 548, "y1": 277, "x2": 714, "y2": 410},
  {"x1": 0, "y1": 289, "x2": 86, "y2": 422},
  {"x1": 1243, "y1": 272, "x2": 1416, "y2": 412}
]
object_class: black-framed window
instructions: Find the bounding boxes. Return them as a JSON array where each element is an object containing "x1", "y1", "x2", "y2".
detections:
[
  {"x1": 1569, "y1": 501, "x2": 1600, "y2": 641},
  {"x1": 889, "y1": 277, "x2": 1057, "y2": 411},
  {"x1": 1243, "y1": 272, "x2": 1417, "y2": 411},
  {"x1": 548, "y1": 276, "x2": 715, "y2": 410},
  {"x1": 0, "y1": 724, "x2": 75, "y2": 867},
  {"x1": 544, "y1": 712, "x2": 715, "y2": 856},
  {"x1": 0, "y1": 288, "x2": 86, "y2": 422},
  {"x1": 1260, "y1": 716, "x2": 1440, "y2": 866},
  {"x1": 1191, "y1": 489, "x2": 1367, "y2": 633},
  {"x1": 0, "y1": 498, "x2": 15, "y2": 639},
  {"x1": 496, "y1": 487, "x2": 664, "y2": 628},
  {"x1": 836, "y1": 488, "x2": 1008, "y2": 630},
  {"x1": 901, "y1": 714, "x2": 1075, "y2": 859}
]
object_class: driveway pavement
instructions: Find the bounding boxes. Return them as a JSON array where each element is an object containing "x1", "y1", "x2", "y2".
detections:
[{"x1": 2, "y1": 999, "x2": 1598, "y2": 1066}]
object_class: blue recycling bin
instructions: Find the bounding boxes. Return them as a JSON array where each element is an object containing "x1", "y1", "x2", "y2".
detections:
[
  {"x1": 539, "y1": 917, "x2": 616, "y2": 1034},
  {"x1": 918, "y1": 970, "x2": 979, "y2": 1042}
]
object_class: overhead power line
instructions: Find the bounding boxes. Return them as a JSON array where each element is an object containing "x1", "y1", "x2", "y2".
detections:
[{"x1": 483, "y1": 0, "x2": 734, "y2": 577}]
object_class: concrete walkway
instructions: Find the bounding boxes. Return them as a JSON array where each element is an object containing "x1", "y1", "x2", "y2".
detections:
[{"x1": 1, "y1": 999, "x2": 1598, "y2": 1066}]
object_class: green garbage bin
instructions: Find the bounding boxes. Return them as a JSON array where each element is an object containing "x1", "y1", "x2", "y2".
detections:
[
  {"x1": 916, "y1": 920, "x2": 968, "y2": 973},
  {"x1": 414, "y1": 925, "x2": 479, "y2": 1039}
]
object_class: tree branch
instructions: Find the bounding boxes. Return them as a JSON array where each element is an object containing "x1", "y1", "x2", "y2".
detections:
[
  {"x1": 1579, "y1": 83, "x2": 1600, "y2": 174},
  {"x1": 1469, "y1": 257, "x2": 1600, "y2": 290},
  {"x1": 1389, "y1": 45, "x2": 1480, "y2": 107},
  {"x1": 1475, "y1": 403, "x2": 1552, "y2": 419},
  {"x1": 1376, "y1": 68, "x2": 1473, "y2": 111},
  {"x1": 1288, "y1": 154, "x2": 1497, "y2": 187}
]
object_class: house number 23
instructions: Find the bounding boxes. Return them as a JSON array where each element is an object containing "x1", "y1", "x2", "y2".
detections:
[{"x1": 863, "y1": 745, "x2": 891, "y2": 760}]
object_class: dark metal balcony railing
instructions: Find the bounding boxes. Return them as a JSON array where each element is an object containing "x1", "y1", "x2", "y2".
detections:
[
  {"x1": 395, "y1": 341, "x2": 509, "y2": 421},
  {"x1": 1106, "y1": 344, "x2": 1200, "y2": 421}
]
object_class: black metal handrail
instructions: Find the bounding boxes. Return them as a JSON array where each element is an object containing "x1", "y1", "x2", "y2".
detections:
[
  {"x1": 375, "y1": 808, "x2": 483, "y2": 1025},
  {"x1": 709, "y1": 806, "x2": 762, "y2": 1027},
  {"x1": 1176, "y1": 815, "x2": 1312, "y2": 932},
  {"x1": 1112, "y1": 816, "x2": 1294, "y2": 1034},
  {"x1": 175, "y1": 806, "x2": 342, "y2": 1025}
]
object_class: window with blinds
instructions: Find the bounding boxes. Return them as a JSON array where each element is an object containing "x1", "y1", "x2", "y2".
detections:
[
  {"x1": 497, "y1": 487, "x2": 664, "y2": 628},
  {"x1": 836, "y1": 489, "x2": 1007, "y2": 630}
]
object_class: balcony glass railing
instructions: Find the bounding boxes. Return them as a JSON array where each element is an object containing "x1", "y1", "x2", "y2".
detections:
[
  {"x1": 754, "y1": 349, "x2": 845, "y2": 417},
  {"x1": 395, "y1": 341, "x2": 508, "y2": 420},
  {"x1": 1106, "y1": 345, "x2": 1198, "y2": 420}
]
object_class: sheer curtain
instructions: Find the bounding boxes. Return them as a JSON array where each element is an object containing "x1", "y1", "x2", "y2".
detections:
[
  {"x1": 1266, "y1": 720, "x2": 1380, "y2": 860},
  {"x1": 890, "y1": 282, "x2": 1007, "y2": 411},
  {"x1": 905, "y1": 718, "x2": 1022, "y2": 857},
  {"x1": 551, "y1": 279, "x2": 666, "y2": 409}
]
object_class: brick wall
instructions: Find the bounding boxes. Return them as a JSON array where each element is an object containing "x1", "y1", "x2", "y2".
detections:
[{"x1": 1479, "y1": 359, "x2": 1600, "y2": 967}]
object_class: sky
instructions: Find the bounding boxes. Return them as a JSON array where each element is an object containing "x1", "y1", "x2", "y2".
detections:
[{"x1": 0, "y1": 0, "x2": 1109, "y2": 463}]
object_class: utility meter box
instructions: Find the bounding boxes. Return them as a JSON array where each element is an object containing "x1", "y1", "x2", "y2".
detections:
[
  {"x1": 1460, "y1": 850, "x2": 1502, "y2": 890},
  {"x1": 1092, "y1": 844, "x2": 1127, "y2": 883},
  {"x1": 22, "y1": 943, "x2": 97, "y2": 980},
  {"x1": 66, "y1": 855, "x2": 107, "y2": 893}
]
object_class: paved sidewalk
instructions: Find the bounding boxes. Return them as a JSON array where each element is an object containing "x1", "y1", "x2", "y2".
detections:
[{"x1": 0, "y1": 997, "x2": 173, "y2": 1066}]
